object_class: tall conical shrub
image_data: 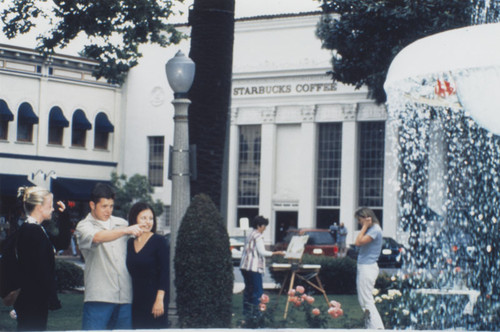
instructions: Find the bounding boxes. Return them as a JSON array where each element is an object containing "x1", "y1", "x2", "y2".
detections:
[{"x1": 174, "y1": 193, "x2": 233, "y2": 327}]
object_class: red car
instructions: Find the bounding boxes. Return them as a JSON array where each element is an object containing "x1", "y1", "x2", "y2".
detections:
[{"x1": 274, "y1": 229, "x2": 338, "y2": 257}]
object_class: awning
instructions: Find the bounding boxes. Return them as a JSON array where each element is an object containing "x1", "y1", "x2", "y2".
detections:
[
  {"x1": 95, "y1": 112, "x2": 114, "y2": 133},
  {"x1": 0, "y1": 99, "x2": 14, "y2": 121},
  {"x1": 51, "y1": 177, "x2": 111, "y2": 201},
  {"x1": 0, "y1": 173, "x2": 32, "y2": 196},
  {"x1": 49, "y1": 106, "x2": 69, "y2": 127},
  {"x1": 72, "y1": 109, "x2": 92, "y2": 130},
  {"x1": 18, "y1": 102, "x2": 39, "y2": 124}
]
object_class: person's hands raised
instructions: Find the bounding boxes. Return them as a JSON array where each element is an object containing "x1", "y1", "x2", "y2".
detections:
[{"x1": 126, "y1": 224, "x2": 144, "y2": 237}]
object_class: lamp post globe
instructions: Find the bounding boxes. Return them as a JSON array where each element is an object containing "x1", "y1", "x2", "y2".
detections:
[
  {"x1": 165, "y1": 51, "x2": 195, "y2": 97},
  {"x1": 165, "y1": 50, "x2": 195, "y2": 326}
]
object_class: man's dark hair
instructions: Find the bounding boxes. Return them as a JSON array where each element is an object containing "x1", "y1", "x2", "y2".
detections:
[
  {"x1": 128, "y1": 202, "x2": 157, "y2": 233},
  {"x1": 251, "y1": 215, "x2": 269, "y2": 229},
  {"x1": 90, "y1": 183, "x2": 115, "y2": 204}
]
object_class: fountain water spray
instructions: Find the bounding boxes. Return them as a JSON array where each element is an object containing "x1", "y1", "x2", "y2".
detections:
[{"x1": 383, "y1": 1, "x2": 500, "y2": 329}]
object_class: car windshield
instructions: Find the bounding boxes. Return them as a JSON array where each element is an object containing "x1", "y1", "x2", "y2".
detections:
[{"x1": 306, "y1": 232, "x2": 335, "y2": 245}]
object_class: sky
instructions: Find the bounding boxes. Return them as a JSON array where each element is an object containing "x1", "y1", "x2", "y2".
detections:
[{"x1": 0, "y1": 0, "x2": 321, "y2": 55}]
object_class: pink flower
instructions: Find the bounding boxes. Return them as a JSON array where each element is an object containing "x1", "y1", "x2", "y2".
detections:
[
  {"x1": 328, "y1": 306, "x2": 343, "y2": 318},
  {"x1": 312, "y1": 308, "x2": 320, "y2": 316},
  {"x1": 260, "y1": 293, "x2": 270, "y2": 304},
  {"x1": 301, "y1": 294, "x2": 308, "y2": 300},
  {"x1": 259, "y1": 303, "x2": 267, "y2": 312},
  {"x1": 296, "y1": 285, "x2": 305, "y2": 294},
  {"x1": 288, "y1": 289, "x2": 296, "y2": 296},
  {"x1": 306, "y1": 296, "x2": 315, "y2": 304},
  {"x1": 329, "y1": 300, "x2": 341, "y2": 309},
  {"x1": 288, "y1": 296, "x2": 298, "y2": 303},
  {"x1": 294, "y1": 300, "x2": 302, "y2": 307}
]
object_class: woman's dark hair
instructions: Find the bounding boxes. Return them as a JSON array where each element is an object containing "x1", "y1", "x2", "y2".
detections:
[
  {"x1": 90, "y1": 183, "x2": 115, "y2": 204},
  {"x1": 128, "y1": 202, "x2": 157, "y2": 233},
  {"x1": 251, "y1": 215, "x2": 269, "y2": 229},
  {"x1": 354, "y1": 207, "x2": 381, "y2": 226}
]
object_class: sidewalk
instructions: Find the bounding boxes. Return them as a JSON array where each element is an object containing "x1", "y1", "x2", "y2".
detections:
[{"x1": 58, "y1": 255, "x2": 279, "y2": 294}]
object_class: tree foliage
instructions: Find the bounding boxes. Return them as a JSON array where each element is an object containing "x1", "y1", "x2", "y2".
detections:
[
  {"x1": 1, "y1": 0, "x2": 185, "y2": 84},
  {"x1": 315, "y1": 0, "x2": 475, "y2": 103},
  {"x1": 174, "y1": 194, "x2": 233, "y2": 328},
  {"x1": 111, "y1": 172, "x2": 164, "y2": 219}
]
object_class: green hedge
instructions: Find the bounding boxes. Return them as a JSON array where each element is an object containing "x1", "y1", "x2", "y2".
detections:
[
  {"x1": 270, "y1": 255, "x2": 357, "y2": 294},
  {"x1": 55, "y1": 260, "x2": 84, "y2": 291},
  {"x1": 174, "y1": 194, "x2": 233, "y2": 328}
]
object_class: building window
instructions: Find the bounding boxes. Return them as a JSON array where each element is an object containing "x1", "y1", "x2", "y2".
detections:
[
  {"x1": 0, "y1": 121, "x2": 7, "y2": 140},
  {"x1": 17, "y1": 102, "x2": 38, "y2": 142},
  {"x1": 94, "y1": 112, "x2": 114, "y2": 150},
  {"x1": 238, "y1": 125, "x2": 261, "y2": 206},
  {"x1": 148, "y1": 136, "x2": 164, "y2": 187},
  {"x1": 0, "y1": 99, "x2": 13, "y2": 140},
  {"x1": 316, "y1": 123, "x2": 342, "y2": 228},
  {"x1": 71, "y1": 109, "x2": 91, "y2": 147},
  {"x1": 317, "y1": 123, "x2": 342, "y2": 206},
  {"x1": 358, "y1": 121, "x2": 385, "y2": 216},
  {"x1": 48, "y1": 106, "x2": 69, "y2": 145}
]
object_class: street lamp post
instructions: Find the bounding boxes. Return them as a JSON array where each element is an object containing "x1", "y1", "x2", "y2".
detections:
[{"x1": 165, "y1": 50, "x2": 195, "y2": 324}]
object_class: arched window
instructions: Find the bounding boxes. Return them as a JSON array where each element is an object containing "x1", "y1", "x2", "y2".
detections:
[
  {"x1": 0, "y1": 99, "x2": 14, "y2": 140},
  {"x1": 48, "y1": 106, "x2": 69, "y2": 145},
  {"x1": 94, "y1": 112, "x2": 114, "y2": 150},
  {"x1": 17, "y1": 102, "x2": 38, "y2": 142},
  {"x1": 71, "y1": 109, "x2": 91, "y2": 147}
]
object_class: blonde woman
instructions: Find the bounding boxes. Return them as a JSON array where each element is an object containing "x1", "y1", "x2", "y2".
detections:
[
  {"x1": 354, "y1": 207, "x2": 384, "y2": 329},
  {"x1": 14, "y1": 186, "x2": 69, "y2": 331}
]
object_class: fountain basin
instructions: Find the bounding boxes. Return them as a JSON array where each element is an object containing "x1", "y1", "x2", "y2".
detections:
[{"x1": 384, "y1": 23, "x2": 500, "y2": 134}]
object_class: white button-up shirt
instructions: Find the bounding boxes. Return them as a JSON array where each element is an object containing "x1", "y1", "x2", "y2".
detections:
[{"x1": 75, "y1": 213, "x2": 132, "y2": 303}]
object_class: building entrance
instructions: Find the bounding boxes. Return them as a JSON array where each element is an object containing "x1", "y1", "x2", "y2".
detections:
[{"x1": 275, "y1": 211, "x2": 297, "y2": 243}]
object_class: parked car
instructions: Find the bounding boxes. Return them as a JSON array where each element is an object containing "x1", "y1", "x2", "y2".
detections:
[
  {"x1": 230, "y1": 236, "x2": 246, "y2": 265},
  {"x1": 274, "y1": 228, "x2": 338, "y2": 257},
  {"x1": 347, "y1": 237, "x2": 404, "y2": 268}
]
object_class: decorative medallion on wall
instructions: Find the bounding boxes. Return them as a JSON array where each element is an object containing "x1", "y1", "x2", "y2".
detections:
[
  {"x1": 301, "y1": 105, "x2": 317, "y2": 122},
  {"x1": 341, "y1": 104, "x2": 358, "y2": 121},
  {"x1": 261, "y1": 107, "x2": 277, "y2": 123},
  {"x1": 150, "y1": 86, "x2": 165, "y2": 107}
]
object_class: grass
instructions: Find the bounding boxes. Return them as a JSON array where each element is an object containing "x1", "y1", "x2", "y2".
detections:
[{"x1": 1, "y1": 291, "x2": 364, "y2": 330}]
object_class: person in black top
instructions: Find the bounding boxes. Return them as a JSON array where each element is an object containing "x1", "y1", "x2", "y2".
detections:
[
  {"x1": 14, "y1": 186, "x2": 70, "y2": 331},
  {"x1": 126, "y1": 202, "x2": 169, "y2": 329}
]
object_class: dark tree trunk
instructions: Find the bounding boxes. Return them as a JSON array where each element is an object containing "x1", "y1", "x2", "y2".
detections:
[{"x1": 188, "y1": 0, "x2": 235, "y2": 212}]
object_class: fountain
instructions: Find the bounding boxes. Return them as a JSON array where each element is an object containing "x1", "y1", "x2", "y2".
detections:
[{"x1": 383, "y1": 2, "x2": 500, "y2": 330}]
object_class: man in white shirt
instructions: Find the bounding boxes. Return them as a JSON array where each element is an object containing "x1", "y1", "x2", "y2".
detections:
[{"x1": 75, "y1": 183, "x2": 143, "y2": 330}]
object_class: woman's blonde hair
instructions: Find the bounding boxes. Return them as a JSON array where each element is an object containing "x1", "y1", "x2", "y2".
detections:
[
  {"x1": 17, "y1": 186, "x2": 52, "y2": 215},
  {"x1": 354, "y1": 207, "x2": 381, "y2": 226}
]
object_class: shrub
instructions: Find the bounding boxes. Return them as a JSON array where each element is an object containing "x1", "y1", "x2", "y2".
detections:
[
  {"x1": 55, "y1": 260, "x2": 83, "y2": 291},
  {"x1": 174, "y1": 194, "x2": 233, "y2": 328},
  {"x1": 270, "y1": 255, "x2": 357, "y2": 294}
]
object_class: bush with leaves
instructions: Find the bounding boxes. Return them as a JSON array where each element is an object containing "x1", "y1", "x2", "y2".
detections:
[
  {"x1": 174, "y1": 194, "x2": 233, "y2": 328},
  {"x1": 55, "y1": 260, "x2": 83, "y2": 292},
  {"x1": 110, "y1": 172, "x2": 164, "y2": 220},
  {"x1": 270, "y1": 255, "x2": 357, "y2": 294}
]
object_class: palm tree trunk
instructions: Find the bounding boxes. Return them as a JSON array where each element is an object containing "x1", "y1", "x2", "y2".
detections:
[{"x1": 188, "y1": 0, "x2": 235, "y2": 213}]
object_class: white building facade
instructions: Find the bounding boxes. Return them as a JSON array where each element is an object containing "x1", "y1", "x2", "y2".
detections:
[
  {"x1": 0, "y1": 12, "x2": 400, "y2": 245},
  {"x1": 0, "y1": 44, "x2": 121, "y2": 220}
]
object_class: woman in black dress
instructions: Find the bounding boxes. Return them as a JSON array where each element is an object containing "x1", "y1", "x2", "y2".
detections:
[
  {"x1": 15, "y1": 186, "x2": 70, "y2": 331},
  {"x1": 126, "y1": 202, "x2": 169, "y2": 329}
]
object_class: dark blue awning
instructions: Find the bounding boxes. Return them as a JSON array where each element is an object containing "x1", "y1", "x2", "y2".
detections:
[
  {"x1": 0, "y1": 173, "x2": 32, "y2": 196},
  {"x1": 0, "y1": 100, "x2": 14, "y2": 121},
  {"x1": 49, "y1": 106, "x2": 69, "y2": 127},
  {"x1": 51, "y1": 177, "x2": 111, "y2": 201},
  {"x1": 18, "y1": 102, "x2": 39, "y2": 124},
  {"x1": 72, "y1": 109, "x2": 92, "y2": 130},
  {"x1": 95, "y1": 112, "x2": 114, "y2": 133}
]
